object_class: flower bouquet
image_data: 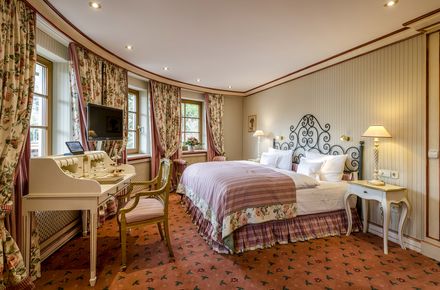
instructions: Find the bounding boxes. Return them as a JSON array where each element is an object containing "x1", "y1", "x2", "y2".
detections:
[{"x1": 185, "y1": 137, "x2": 200, "y2": 151}]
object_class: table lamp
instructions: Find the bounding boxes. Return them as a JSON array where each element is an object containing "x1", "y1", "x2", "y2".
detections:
[
  {"x1": 362, "y1": 125, "x2": 391, "y2": 186},
  {"x1": 253, "y1": 130, "x2": 265, "y2": 158}
]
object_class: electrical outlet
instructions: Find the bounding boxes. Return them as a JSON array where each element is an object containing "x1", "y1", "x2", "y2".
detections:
[
  {"x1": 379, "y1": 169, "x2": 391, "y2": 178},
  {"x1": 391, "y1": 170, "x2": 399, "y2": 179}
]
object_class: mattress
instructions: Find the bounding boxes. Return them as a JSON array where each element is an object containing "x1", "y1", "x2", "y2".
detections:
[{"x1": 296, "y1": 181, "x2": 356, "y2": 215}]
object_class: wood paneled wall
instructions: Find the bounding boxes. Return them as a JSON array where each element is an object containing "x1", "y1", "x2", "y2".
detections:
[{"x1": 243, "y1": 35, "x2": 426, "y2": 240}]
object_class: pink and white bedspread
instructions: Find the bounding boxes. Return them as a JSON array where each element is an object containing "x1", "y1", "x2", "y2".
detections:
[{"x1": 177, "y1": 161, "x2": 299, "y2": 252}]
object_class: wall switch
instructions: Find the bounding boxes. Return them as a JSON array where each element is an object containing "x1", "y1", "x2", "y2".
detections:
[
  {"x1": 428, "y1": 149, "x2": 439, "y2": 159},
  {"x1": 391, "y1": 170, "x2": 399, "y2": 179}
]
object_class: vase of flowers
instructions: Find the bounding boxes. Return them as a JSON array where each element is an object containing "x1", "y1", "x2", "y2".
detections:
[{"x1": 185, "y1": 137, "x2": 200, "y2": 152}]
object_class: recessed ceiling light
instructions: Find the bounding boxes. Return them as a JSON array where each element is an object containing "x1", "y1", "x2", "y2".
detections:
[
  {"x1": 196, "y1": 78, "x2": 201, "y2": 82},
  {"x1": 163, "y1": 67, "x2": 169, "y2": 71},
  {"x1": 89, "y1": 2, "x2": 101, "y2": 9},
  {"x1": 384, "y1": 0, "x2": 398, "y2": 7},
  {"x1": 125, "y1": 45, "x2": 133, "y2": 50}
]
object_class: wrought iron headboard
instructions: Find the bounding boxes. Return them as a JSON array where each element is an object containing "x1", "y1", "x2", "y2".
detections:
[{"x1": 272, "y1": 114, "x2": 364, "y2": 178}]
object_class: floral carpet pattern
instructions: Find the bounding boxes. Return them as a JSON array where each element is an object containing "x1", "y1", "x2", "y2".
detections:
[{"x1": 36, "y1": 194, "x2": 440, "y2": 290}]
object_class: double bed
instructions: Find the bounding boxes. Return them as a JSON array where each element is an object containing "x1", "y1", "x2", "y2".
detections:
[{"x1": 178, "y1": 114, "x2": 364, "y2": 254}]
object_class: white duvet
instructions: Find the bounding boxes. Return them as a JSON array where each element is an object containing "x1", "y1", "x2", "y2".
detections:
[{"x1": 239, "y1": 161, "x2": 356, "y2": 215}]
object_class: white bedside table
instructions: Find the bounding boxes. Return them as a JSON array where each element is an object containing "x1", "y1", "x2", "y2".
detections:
[{"x1": 344, "y1": 180, "x2": 411, "y2": 254}]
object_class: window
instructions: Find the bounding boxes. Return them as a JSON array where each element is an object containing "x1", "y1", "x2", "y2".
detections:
[
  {"x1": 181, "y1": 100, "x2": 203, "y2": 149},
  {"x1": 127, "y1": 89, "x2": 140, "y2": 153},
  {"x1": 31, "y1": 56, "x2": 52, "y2": 157}
]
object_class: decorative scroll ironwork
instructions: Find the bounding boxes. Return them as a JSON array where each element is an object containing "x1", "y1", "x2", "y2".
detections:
[{"x1": 273, "y1": 114, "x2": 363, "y2": 174}]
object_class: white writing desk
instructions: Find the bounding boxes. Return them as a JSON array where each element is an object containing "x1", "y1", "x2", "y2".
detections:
[{"x1": 22, "y1": 151, "x2": 135, "y2": 286}]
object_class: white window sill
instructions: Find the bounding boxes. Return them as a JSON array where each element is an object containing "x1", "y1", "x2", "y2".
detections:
[
  {"x1": 182, "y1": 150, "x2": 207, "y2": 155},
  {"x1": 127, "y1": 153, "x2": 151, "y2": 161}
]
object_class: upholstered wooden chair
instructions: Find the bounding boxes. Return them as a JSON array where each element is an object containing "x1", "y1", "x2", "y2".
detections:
[{"x1": 118, "y1": 159, "x2": 174, "y2": 270}]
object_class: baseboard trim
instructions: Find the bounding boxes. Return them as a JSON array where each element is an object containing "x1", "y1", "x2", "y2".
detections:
[
  {"x1": 40, "y1": 219, "x2": 81, "y2": 262},
  {"x1": 421, "y1": 238, "x2": 440, "y2": 261},
  {"x1": 367, "y1": 223, "x2": 422, "y2": 253}
]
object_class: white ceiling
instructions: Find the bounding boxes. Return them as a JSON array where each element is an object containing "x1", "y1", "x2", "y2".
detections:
[{"x1": 48, "y1": 0, "x2": 440, "y2": 92}]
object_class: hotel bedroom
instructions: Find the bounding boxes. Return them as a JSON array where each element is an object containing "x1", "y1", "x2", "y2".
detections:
[{"x1": 1, "y1": 0, "x2": 440, "y2": 289}]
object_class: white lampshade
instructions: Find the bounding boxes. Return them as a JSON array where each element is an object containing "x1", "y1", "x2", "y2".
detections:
[
  {"x1": 253, "y1": 130, "x2": 265, "y2": 137},
  {"x1": 362, "y1": 125, "x2": 391, "y2": 138}
]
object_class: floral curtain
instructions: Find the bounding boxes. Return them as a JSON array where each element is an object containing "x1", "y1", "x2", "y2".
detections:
[
  {"x1": 69, "y1": 43, "x2": 103, "y2": 151},
  {"x1": 102, "y1": 62, "x2": 128, "y2": 161},
  {"x1": 12, "y1": 133, "x2": 41, "y2": 282},
  {"x1": 205, "y1": 94, "x2": 224, "y2": 161},
  {"x1": 0, "y1": 0, "x2": 36, "y2": 288},
  {"x1": 149, "y1": 80, "x2": 181, "y2": 178},
  {"x1": 69, "y1": 43, "x2": 128, "y2": 159}
]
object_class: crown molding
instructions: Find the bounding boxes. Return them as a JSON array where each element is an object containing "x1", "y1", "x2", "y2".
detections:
[
  {"x1": 26, "y1": 1, "x2": 440, "y2": 97},
  {"x1": 26, "y1": 0, "x2": 246, "y2": 96}
]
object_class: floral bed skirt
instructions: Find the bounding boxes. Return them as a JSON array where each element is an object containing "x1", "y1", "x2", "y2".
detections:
[{"x1": 183, "y1": 196, "x2": 362, "y2": 254}]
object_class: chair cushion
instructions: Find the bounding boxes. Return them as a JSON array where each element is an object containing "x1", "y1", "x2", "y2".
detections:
[{"x1": 119, "y1": 198, "x2": 164, "y2": 224}]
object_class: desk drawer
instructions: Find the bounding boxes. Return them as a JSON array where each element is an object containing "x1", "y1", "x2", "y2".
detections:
[{"x1": 349, "y1": 184, "x2": 384, "y2": 200}]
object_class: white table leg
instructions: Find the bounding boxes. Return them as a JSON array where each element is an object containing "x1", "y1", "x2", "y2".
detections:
[
  {"x1": 89, "y1": 210, "x2": 97, "y2": 286},
  {"x1": 82, "y1": 210, "x2": 88, "y2": 237},
  {"x1": 398, "y1": 198, "x2": 410, "y2": 250},
  {"x1": 344, "y1": 192, "x2": 352, "y2": 236},
  {"x1": 362, "y1": 199, "x2": 369, "y2": 234},
  {"x1": 382, "y1": 200, "x2": 391, "y2": 254}
]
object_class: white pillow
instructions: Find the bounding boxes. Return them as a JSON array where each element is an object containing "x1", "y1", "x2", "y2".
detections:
[
  {"x1": 291, "y1": 172, "x2": 320, "y2": 189},
  {"x1": 268, "y1": 148, "x2": 293, "y2": 171},
  {"x1": 259, "y1": 152, "x2": 278, "y2": 168},
  {"x1": 297, "y1": 158, "x2": 324, "y2": 180},
  {"x1": 305, "y1": 151, "x2": 347, "y2": 182}
]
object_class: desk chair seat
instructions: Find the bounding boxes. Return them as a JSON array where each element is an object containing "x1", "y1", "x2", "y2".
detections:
[{"x1": 118, "y1": 198, "x2": 163, "y2": 224}]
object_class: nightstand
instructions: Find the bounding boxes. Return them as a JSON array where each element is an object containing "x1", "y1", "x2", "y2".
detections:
[{"x1": 344, "y1": 180, "x2": 411, "y2": 254}]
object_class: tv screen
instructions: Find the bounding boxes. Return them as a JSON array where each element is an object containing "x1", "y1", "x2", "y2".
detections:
[{"x1": 87, "y1": 103, "x2": 123, "y2": 141}]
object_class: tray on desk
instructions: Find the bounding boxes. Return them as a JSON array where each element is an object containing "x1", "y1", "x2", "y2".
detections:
[{"x1": 92, "y1": 175, "x2": 123, "y2": 184}]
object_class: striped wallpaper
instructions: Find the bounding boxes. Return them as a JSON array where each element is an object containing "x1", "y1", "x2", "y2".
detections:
[{"x1": 243, "y1": 35, "x2": 426, "y2": 240}]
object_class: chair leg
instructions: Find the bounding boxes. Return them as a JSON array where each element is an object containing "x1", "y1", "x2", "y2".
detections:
[
  {"x1": 121, "y1": 225, "x2": 127, "y2": 271},
  {"x1": 118, "y1": 224, "x2": 121, "y2": 243},
  {"x1": 157, "y1": 222, "x2": 164, "y2": 240},
  {"x1": 163, "y1": 220, "x2": 174, "y2": 257}
]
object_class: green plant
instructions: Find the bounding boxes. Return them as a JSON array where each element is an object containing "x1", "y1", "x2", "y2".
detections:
[{"x1": 185, "y1": 137, "x2": 200, "y2": 146}]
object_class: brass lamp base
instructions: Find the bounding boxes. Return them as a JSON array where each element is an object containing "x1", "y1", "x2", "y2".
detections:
[{"x1": 368, "y1": 179, "x2": 385, "y2": 186}]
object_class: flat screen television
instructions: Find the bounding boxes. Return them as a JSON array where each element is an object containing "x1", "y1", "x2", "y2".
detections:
[{"x1": 87, "y1": 103, "x2": 123, "y2": 141}]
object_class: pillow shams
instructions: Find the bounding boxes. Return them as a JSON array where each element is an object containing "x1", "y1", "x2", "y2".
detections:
[
  {"x1": 297, "y1": 158, "x2": 324, "y2": 180},
  {"x1": 259, "y1": 152, "x2": 278, "y2": 167},
  {"x1": 268, "y1": 148, "x2": 293, "y2": 171},
  {"x1": 305, "y1": 151, "x2": 347, "y2": 182}
]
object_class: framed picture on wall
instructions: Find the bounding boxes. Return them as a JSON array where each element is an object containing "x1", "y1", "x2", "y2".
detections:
[{"x1": 248, "y1": 115, "x2": 257, "y2": 132}]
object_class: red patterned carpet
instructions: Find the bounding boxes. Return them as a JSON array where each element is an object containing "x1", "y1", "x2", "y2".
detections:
[{"x1": 36, "y1": 194, "x2": 440, "y2": 290}]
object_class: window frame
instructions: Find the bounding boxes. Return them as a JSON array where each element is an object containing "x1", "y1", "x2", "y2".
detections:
[
  {"x1": 181, "y1": 99, "x2": 203, "y2": 150},
  {"x1": 127, "y1": 89, "x2": 140, "y2": 154},
  {"x1": 30, "y1": 55, "x2": 52, "y2": 157}
]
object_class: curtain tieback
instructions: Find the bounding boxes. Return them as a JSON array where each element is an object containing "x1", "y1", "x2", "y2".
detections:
[{"x1": 1, "y1": 204, "x2": 13, "y2": 212}]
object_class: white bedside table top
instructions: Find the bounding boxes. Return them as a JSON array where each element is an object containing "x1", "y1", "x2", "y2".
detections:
[{"x1": 348, "y1": 180, "x2": 405, "y2": 192}]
